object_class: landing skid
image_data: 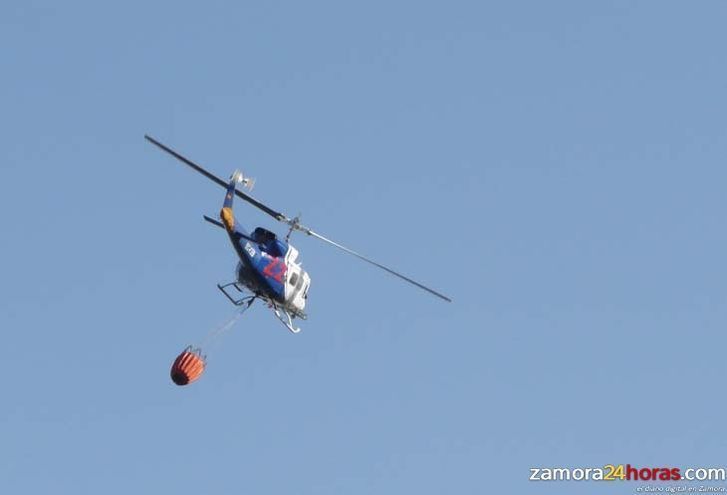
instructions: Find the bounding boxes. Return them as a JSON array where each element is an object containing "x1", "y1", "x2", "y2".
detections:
[
  {"x1": 217, "y1": 281, "x2": 304, "y2": 334},
  {"x1": 270, "y1": 302, "x2": 301, "y2": 334},
  {"x1": 217, "y1": 282, "x2": 254, "y2": 306}
]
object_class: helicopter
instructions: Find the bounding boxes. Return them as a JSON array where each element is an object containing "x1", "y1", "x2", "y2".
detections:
[{"x1": 145, "y1": 135, "x2": 451, "y2": 335}]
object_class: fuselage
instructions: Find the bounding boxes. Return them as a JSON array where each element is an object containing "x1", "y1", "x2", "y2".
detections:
[
  {"x1": 229, "y1": 225, "x2": 311, "y2": 315},
  {"x1": 218, "y1": 173, "x2": 311, "y2": 316}
]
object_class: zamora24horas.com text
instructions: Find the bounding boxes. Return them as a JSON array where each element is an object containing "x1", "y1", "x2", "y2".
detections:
[{"x1": 530, "y1": 465, "x2": 727, "y2": 482}]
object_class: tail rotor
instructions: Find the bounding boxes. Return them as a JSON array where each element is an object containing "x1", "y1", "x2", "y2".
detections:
[{"x1": 231, "y1": 170, "x2": 255, "y2": 192}]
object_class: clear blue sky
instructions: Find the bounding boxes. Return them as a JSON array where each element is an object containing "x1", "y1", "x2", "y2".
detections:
[{"x1": 2, "y1": 1, "x2": 726, "y2": 493}]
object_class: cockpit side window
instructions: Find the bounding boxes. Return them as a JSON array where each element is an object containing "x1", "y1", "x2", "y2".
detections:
[{"x1": 289, "y1": 272, "x2": 299, "y2": 286}]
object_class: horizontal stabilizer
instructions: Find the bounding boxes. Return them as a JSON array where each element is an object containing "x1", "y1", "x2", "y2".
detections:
[{"x1": 203, "y1": 215, "x2": 224, "y2": 229}]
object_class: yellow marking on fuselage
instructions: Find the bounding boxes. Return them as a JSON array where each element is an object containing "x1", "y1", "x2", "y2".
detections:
[{"x1": 220, "y1": 207, "x2": 235, "y2": 231}]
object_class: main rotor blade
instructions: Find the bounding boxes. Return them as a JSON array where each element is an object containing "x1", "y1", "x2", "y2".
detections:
[
  {"x1": 145, "y1": 135, "x2": 451, "y2": 302},
  {"x1": 301, "y1": 228, "x2": 452, "y2": 302},
  {"x1": 144, "y1": 135, "x2": 286, "y2": 222}
]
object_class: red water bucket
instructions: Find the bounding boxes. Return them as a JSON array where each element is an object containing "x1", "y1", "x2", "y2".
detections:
[{"x1": 170, "y1": 346, "x2": 206, "y2": 386}]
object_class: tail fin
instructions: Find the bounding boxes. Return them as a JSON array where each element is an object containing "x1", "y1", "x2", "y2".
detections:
[{"x1": 221, "y1": 170, "x2": 255, "y2": 231}]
